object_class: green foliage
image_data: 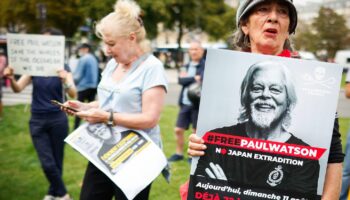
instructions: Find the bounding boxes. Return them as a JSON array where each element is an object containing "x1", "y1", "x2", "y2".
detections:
[
  {"x1": 0, "y1": 0, "x2": 30, "y2": 32},
  {"x1": 79, "y1": 0, "x2": 115, "y2": 21},
  {"x1": 342, "y1": 72, "x2": 347, "y2": 88},
  {"x1": 46, "y1": 0, "x2": 84, "y2": 38},
  {"x1": 0, "y1": 0, "x2": 235, "y2": 46},
  {"x1": 312, "y1": 7, "x2": 350, "y2": 58},
  {"x1": 293, "y1": 20, "x2": 317, "y2": 52},
  {"x1": 78, "y1": 0, "x2": 115, "y2": 41},
  {"x1": 200, "y1": 2, "x2": 236, "y2": 41},
  {"x1": 0, "y1": 0, "x2": 84, "y2": 37},
  {"x1": 294, "y1": 7, "x2": 350, "y2": 58},
  {"x1": 79, "y1": 0, "x2": 169, "y2": 40},
  {"x1": 162, "y1": 0, "x2": 235, "y2": 42},
  {"x1": 137, "y1": 0, "x2": 169, "y2": 39},
  {"x1": 339, "y1": 118, "x2": 350, "y2": 151}
]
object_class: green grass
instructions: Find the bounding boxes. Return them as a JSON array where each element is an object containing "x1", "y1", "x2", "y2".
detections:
[
  {"x1": 341, "y1": 72, "x2": 347, "y2": 88},
  {"x1": 0, "y1": 104, "x2": 349, "y2": 199},
  {"x1": 339, "y1": 117, "x2": 350, "y2": 150}
]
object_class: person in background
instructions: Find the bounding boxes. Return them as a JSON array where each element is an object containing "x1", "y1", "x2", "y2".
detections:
[
  {"x1": 73, "y1": 43, "x2": 99, "y2": 129},
  {"x1": 61, "y1": 0, "x2": 168, "y2": 199},
  {"x1": 3, "y1": 28, "x2": 76, "y2": 200},
  {"x1": 340, "y1": 70, "x2": 350, "y2": 200},
  {"x1": 188, "y1": 0, "x2": 344, "y2": 199},
  {"x1": 0, "y1": 48, "x2": 7, "y2": 121},
  {"x1": 168, "y1": 40, "x2": 205, "y2": 162}
]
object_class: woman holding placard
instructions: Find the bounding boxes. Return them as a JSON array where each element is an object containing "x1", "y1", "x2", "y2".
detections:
[
  {"x1": 4, "y1": 28, "x2": 76, "y2": 200},
  {"x1": 188, "y1": 0, "x2": 344, "y2": 199}
]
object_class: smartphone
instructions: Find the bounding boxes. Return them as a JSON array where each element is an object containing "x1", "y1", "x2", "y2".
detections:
[{"x1": 51, "y1": 100, "x2": 79, "y2": 112}]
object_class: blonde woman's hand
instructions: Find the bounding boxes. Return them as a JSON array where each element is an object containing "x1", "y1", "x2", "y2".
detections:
[
  {"x1": 60, "y1": 100, "x2": 88, "y2": 115},
  {"x1": 188, "y1": 133, "x2": 206, "y2": 157},
  {"x1": 75, "y1": 108, "x2": 109, "y2": 124}
]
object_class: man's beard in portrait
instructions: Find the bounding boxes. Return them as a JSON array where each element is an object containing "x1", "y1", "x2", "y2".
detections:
[{"x1": 249, "y1": 100, "x2": 285, "y2": 129}]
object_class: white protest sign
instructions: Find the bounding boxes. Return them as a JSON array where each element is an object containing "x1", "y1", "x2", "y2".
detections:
[{"x1": 7, "y1": 33, "x2": 65, "y2": 76}]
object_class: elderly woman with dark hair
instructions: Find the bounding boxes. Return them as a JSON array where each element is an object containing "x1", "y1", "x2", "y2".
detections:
[{"x1": 188, "y1": 0, "x2": 344, "y2": 199}]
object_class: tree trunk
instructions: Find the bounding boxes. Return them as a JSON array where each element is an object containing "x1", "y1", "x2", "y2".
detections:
[{"x1": 176, "y1": 15, "x2": 183, "y2": 69}]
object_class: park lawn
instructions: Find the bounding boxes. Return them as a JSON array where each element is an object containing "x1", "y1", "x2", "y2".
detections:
[
  {"x1": 0, "y1": 104, "x2": 349, "y2": 200},
  {"x1": 341, "y1": 72, "x2": 348, "y2": 88}
]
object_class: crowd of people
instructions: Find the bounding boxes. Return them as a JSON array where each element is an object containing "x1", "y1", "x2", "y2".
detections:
[{"x1": 1, "y1": 0, "x2": 350, "y2": 199}]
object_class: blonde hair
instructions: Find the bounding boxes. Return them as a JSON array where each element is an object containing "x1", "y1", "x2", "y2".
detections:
[{"x1": 95, "y1": 0, "x2": 147, "y2": 48}]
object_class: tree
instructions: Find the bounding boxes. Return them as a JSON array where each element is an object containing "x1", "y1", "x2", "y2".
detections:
[
  {"x1": 78, "y1": 0, "x2": 116, "y2": 42},
  {"x1": 294, "y1": 7, "x2": 350, "y2": 58},
  {"x1": 163, "y1": 0, "x2": 234, "y2": 45},
  {"x1": 0, "y1": 0, "x2": 84, "y2": 38},
  {"x1": 1, "y1": 0, "x2": 236, "y2": 61},
  {"x1": 197, "y1": 1, "x2": 236, "y2": 42},
  {"x1": 79, "y1": 0, "x2": 168, "y2": 40},
  {"x1": 137, "y1": 0, "x2": 169, "y2": 39},
  {"x1": 0, "y1": 0, "x2": 31, "y2": 33},
  {"x1": 313, "y1": 7, "x2": 350, "y2": 58},
  {"x1": 160, "y1": 0, "x2": 235, "y2": 66},
  {"x1": 293, "y1": 20, "x2": 318, "y2": 52},
  {"x1": 46, "y1": 0, "x2": 84, "y2": 38},
  {"x1": 83, "y1": 0, "x2": 235, "y2": 66},
  {"x1": 0, "y1": 0, "x2": 85, "y2": 56}
]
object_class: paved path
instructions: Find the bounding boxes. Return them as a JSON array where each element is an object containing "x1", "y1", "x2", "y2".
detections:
[
  {"x1": 164, "y1": 69, "x2": 180, "y2": 106},
  {"x1": 337, "y1": 89, "x2": 350, "y2": 118},
  {"x1": 1, "y1": 69, "x2": 181, "y2": 106},
  {"x1": 2, "y1": 84, "x2": 32, "y2": 106},
  {"x1": 3, "y1": 69, "x2": 350, "y2": 118}
]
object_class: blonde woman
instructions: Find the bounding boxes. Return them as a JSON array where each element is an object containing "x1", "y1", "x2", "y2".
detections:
[{"x1": 62, "y1": 0, "x2": 167, "y2": 199}]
